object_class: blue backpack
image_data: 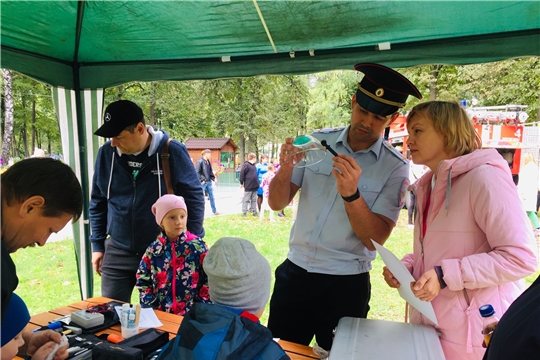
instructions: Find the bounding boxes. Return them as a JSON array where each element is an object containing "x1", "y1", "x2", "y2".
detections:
[{"x1": 156, "y1": 303, "x2": 289, "y2": 360}]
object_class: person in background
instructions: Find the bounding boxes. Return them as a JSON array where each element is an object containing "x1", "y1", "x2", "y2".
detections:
[
  {"x1": 259, "y1": 164, "x2": 276, "y2": 221},
  {"x1": 268, "y1": 63, "x2": 421, "y2": 355},
  {"x1": 1, "y1": 293, "x2": 68, "y2": 360},
  {"x1": 136, "y1": 194, "x2": 210, "y2": 315},
  {"x1": 239, "y1": 152, "x2": 259, "y2": 217},
  {"x1": 90, "y1": 100, "x2": 204, "y2": 303},
  {"x1": 517, "y1": 152, "x2": 540, "y2": 236},
  {"x1": 1, "y1": 157, "x2": 82, "y2": 360},
  {"x1": 383, "y1": 101, "x2": 538, "y2": 360},
  {"x1": 196, "y1": 149, "x2": 219, "y2": 215},
  {"x1": 256, "y1": 154, "x2": 269, "y2": 212},
  {"x1": 272, "y1": 158, "x2": 286, "y2": 218},
  {"x1": 170, "y1": 237, "x2": 289, "y2": 359}
]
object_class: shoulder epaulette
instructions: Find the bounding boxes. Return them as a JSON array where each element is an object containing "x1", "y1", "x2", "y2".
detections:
[
  {"x1": 313, "y1": 126, "x2": 345, "y2": 134},
  {"x1": 383, "y1": 141, "x2": 407, "y2": 163}
]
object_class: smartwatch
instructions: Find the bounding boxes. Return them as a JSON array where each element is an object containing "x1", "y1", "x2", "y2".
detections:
[{"x1": 341, "y1": 188, "x2": 361, "y2": 202}]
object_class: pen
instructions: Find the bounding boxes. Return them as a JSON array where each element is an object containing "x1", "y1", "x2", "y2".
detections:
[{"x1": 32, "y1": 321, "x2": 63, "y2": 332}]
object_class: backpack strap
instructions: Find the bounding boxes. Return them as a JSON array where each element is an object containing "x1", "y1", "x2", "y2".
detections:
[{"x1": 161, "y1": 139, "x2": 174, "y2": 194}]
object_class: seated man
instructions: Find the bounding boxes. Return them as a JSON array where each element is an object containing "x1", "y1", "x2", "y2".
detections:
[
  {"x1": 160, "y1": 237, "x2": 289, "y2": 360},
  {"x1": 1, "y1": 157, "x2": 82, "y2": 360}
]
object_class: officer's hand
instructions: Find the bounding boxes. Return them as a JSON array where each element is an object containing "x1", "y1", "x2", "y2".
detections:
[
  {"x1": 331, "y1": 154, "x2": 362, "y2": 198},
  {"x1": 279, "y1": 138, "x2": 303, "y2": 169},
  {"x1": 92, "y1": 252, "x2": 104, "y2": 276}
]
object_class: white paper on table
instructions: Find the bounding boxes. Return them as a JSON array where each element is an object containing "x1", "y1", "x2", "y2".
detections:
[
  {"x1": 371, "y1": 240, "x2": 438, "y2": 325},
  {"x1": 114, "y1": 306, "x2": 163, "y2": 328}
]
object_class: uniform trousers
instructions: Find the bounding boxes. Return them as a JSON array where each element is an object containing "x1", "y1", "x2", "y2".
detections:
[{"x1": 268, "y1": 259, "x2": 371, "y2": 351}]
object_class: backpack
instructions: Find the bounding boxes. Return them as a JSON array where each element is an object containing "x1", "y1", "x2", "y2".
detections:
[{"x1": 156, "y1": 303, "x2": 289, "y2": 360}]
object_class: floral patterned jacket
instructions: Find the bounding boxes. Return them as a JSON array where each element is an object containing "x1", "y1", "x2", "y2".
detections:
[{"x1": 136, "y1": 230, "x2": 210, "y2": 315}]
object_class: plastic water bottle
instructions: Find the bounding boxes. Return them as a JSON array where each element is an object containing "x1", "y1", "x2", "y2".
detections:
[{"x1": 479, "y1": 304, "x2": 499, "y2": 347}]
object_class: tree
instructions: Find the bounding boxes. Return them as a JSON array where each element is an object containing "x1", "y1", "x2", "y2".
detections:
[
  {"x1": 306, "y1": 70, "x2": 359, "y2": 130},
  {"x1": 1, "y1": 69, "x2": 14, "y2": 164}
]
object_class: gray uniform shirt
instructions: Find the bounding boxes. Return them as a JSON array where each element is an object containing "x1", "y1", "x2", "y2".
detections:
[{"x1": 289, "y1": 126, "x2": 409, "y2": 275}]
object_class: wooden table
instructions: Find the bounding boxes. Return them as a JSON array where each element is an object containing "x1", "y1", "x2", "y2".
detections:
[{"x1": 21, "y1": 297, "x2": 318, "y2": 360}]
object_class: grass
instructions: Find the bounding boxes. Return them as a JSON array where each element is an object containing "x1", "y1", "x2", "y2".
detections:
[{"x1": 12, "y1": 209, "x2": 540, "y2": 328}]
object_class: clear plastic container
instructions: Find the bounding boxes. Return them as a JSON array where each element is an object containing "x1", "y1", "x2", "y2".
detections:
[{"x1": 479, "y1": 304, "x2": 499, "y2": 347}]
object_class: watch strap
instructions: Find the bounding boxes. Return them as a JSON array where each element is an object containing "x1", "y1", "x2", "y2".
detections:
[{"x1": 341, "y1": 188, "x2": 360, "y2": 202}]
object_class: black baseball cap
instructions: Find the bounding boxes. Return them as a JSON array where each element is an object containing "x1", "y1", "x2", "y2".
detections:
[
  {"x1": 354, "y1": 63, "x2": 422, "y2": 116},
  {"x1": 94, "y1": 100, "x2": 144, "y2": 138}
]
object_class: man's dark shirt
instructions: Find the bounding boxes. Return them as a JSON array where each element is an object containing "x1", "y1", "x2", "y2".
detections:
[{"x1": 1, "y1": 241, "x2": 18, "y2": 322}]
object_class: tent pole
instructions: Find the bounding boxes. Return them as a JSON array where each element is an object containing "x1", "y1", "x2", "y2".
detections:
[{"x1": 72, "y1": 64, "x2": 94, "y2": 300}]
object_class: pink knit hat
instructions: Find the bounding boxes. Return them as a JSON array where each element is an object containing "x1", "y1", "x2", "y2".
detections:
[{"x1": 152, "y1": 194, "x2": 188, "y2": 226}]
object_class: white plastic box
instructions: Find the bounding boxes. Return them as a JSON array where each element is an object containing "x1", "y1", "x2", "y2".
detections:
[
  {"x1": 329, "y1": 317, "x2": 445, "y2": 360},
  {"x1": 70, "y1": 309, "x2": 104, "y2": 329}
]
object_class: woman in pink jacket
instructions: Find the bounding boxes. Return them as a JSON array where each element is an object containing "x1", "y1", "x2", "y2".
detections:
[{"x1": 383, "y1": 101, "x2": 538, "y2": 360}]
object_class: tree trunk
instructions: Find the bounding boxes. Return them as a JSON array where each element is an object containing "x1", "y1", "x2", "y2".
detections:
[
  {"x1": 115, "y1": 85, "x2": 123, "y2": 100},
  {"x1": 429, "y1": 65, "x2": 443, "y2": 100},
  {"x1": 149, "y1": 83, "x2": 156, "y2": 127},
  {"x1": 31, "y1": 99, "x2": 36, "y2": 152},
  {"x1": 1, "y1": 69, "x2": 14, "y2": 165},
  {"x1": 239, "y1": 136, "x2": 246, "y2": 164},
  {"x1": 22, "y1": 126, "x2": 28, "y2": 157}
]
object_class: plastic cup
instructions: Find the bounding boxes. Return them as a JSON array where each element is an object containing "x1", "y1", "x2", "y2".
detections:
[{"x1": 121, "y1": 326, "x2": 139, "y2": 339}]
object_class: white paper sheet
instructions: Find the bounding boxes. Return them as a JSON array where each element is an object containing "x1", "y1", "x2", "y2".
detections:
[
  {"x1": 114, "y1": 306, "x2": 163, "y2": 329},
  {"x1": 371, "y1": 240, "x2": 438, "y2": 325}
]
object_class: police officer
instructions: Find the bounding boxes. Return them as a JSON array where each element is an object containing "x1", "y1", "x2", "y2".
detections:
[{"x1": 267, "y1": 63, "x2": 422, "y2": 354}]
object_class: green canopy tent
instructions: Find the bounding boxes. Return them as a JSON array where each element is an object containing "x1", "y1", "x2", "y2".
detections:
[{"x1": 2, "y1": 0, "x2": 539, "y2": 299}]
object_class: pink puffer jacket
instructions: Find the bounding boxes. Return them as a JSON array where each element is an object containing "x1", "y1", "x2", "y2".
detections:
[{"x1": 402, "y1": 149, "x2": 538, "y2": 360}]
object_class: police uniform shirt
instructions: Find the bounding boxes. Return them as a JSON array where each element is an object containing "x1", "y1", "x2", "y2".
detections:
[{"x1": 289, "y1": 126, "x2": 409, "y2": 275}]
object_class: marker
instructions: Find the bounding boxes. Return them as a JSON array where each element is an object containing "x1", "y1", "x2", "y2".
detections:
[
  {"x1": 321, "y1": 140, "x2": 338, "y2": 156},
  {"x1": 32, "y1": 321, "x2": 63, "y2": 332}
]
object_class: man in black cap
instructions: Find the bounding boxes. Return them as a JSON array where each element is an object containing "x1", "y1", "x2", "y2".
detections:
[
  {"x1": 268, "y1": 63, "x2": 422, "y2": 355},
  {"x1": 90, "y1": 100, "x2": 205, "y2": 302}
]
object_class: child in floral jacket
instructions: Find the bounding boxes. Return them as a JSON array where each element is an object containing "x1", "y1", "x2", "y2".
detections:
[{"x1": 136, "y1": 194, "x2": 210, "y2": 315}]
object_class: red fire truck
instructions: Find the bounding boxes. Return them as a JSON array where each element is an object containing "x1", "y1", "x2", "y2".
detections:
[{"x1": 388, "y1": 105, "x2": 528, "y2": 175}]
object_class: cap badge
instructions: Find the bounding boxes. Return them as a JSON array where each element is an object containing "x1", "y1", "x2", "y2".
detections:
[
  {"x1": 105, "y1": 113, "x2": 111, "y2": 122},
  {"x1": 375, "y1": 88, "x2": 385, "y2": 97}
]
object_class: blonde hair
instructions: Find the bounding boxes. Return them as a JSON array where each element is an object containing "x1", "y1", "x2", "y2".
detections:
[{"x1": 407, "y1": 101, "x2": 481, "y2": 157}]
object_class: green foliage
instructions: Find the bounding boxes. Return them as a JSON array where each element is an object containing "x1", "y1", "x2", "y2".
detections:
[
  {"x1": 306, "y1": 70, "x2": 359, "y2": 130},
  {"x1": 1, "y1": 72, "x2": 61, "y2": 157},
  {"x1": 3, "y1": 57, "x2": 539, "y2": 160}
]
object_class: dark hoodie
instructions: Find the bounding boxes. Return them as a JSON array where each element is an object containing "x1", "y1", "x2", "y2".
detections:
[
  {"x1": 239, "y1": 161, "x2": 259, "y2": 191},
  {"x1": 89, "y1": 128, "x2": 204, "y2": 253}
]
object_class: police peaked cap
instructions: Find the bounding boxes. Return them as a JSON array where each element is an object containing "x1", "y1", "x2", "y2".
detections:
[{"x1": 354, "y1": 63, "x2": 422, "y2": 116}]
